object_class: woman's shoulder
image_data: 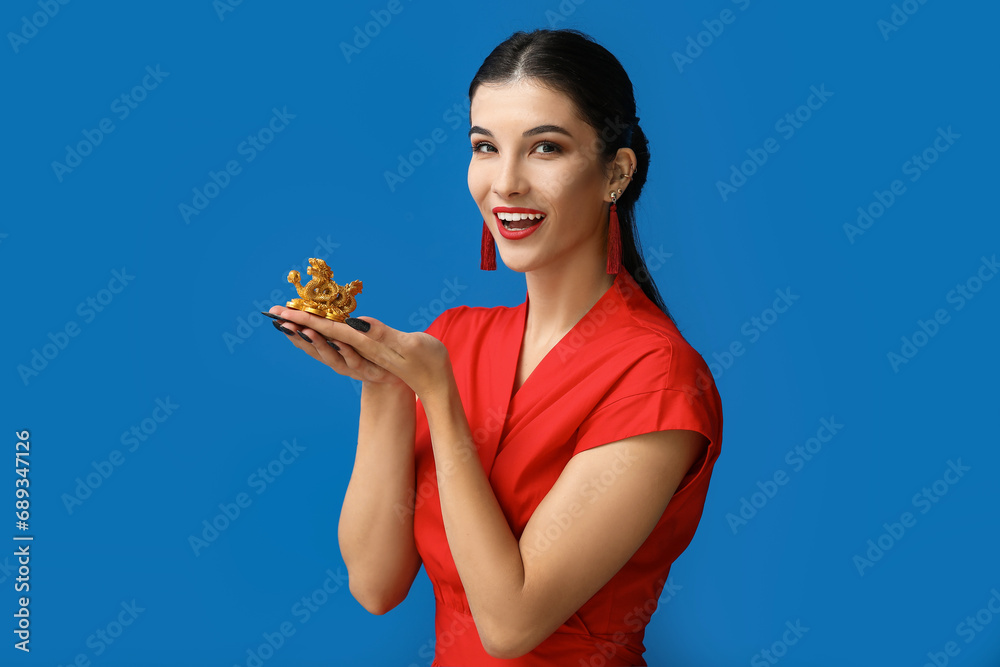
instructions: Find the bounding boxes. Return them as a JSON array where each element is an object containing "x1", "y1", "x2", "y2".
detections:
[
  {"x1": 420, "y1": 302, "x2": 518, "y2": 339},
  {"x1": 611, "y1": 289, "x2": 716, "y2": 398}
]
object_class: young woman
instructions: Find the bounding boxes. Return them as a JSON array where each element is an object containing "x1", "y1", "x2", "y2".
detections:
[{"x1": 268, "y1": 29, "x2": 723, "y2": 667}]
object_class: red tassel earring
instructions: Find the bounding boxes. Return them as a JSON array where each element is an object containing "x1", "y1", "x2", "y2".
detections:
[
  {"x1": 606, "y1": 191, "x2": 622, "y2": 275},
  {"x1": 480, "y1": 219, "x2": 496, "y2": 271}
]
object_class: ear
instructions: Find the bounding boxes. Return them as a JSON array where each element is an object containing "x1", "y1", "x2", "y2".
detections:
[{"x1": 604, "y1": 147, "x2": 638, "y2": 202}]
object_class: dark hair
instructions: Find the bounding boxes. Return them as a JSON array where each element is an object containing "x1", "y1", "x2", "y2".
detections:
[{"x1": 469, "y1": 28, "x2": 673, "y2": 323}]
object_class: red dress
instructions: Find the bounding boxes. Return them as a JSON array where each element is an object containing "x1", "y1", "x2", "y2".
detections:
[{"x1": 412, "y1": 269, "x2": 723, "y2": 666}]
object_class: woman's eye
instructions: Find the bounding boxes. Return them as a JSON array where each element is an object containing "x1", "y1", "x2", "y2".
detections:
[
  {"x1": 471, "y1": 141, "x2": 562, "y2": 155},
  {"x1": 534, "y1": 142, "x2": 561, "y2": 154}
]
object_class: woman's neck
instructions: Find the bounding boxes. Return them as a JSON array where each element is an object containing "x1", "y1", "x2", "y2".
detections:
[{"x1": 522, "y1": 259, "x2": 617, "y2": 350}]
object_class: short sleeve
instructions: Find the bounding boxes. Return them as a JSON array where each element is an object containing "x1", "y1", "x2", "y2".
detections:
[
  {"x1": 572, "y1": 338, "x2": 722, "y2": 488},
  {"x1": 422, "y1": 307, "x2": 457, "y2": 341}
]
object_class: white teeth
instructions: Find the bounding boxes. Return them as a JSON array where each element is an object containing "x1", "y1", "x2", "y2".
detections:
[{"x1": 497, "y1": 211, "x2": 545, "y2": 222}]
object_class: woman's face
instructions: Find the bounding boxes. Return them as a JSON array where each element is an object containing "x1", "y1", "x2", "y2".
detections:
[{"x1": 468, "y1": 78, "x2": 616, "y2": 275}]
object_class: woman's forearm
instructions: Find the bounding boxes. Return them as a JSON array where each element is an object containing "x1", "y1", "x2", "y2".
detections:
[
  {"x1": 421, "y1": 372, "x2": 526, "y2": 646},
  {"x1": 338, "y1": 380, "x2": 422, "y2": 613}
]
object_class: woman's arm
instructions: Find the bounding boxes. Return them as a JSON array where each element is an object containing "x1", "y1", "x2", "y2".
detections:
[
  {"x1": 267, "y1": 307, "x2": 425, "y2": 614},
  {"x1": 338, "y1": 379, "x2": 422, "y2": 615},
  {"x1": 278, "y1": 314, "x2": 706, "y2": 652},
  {"x1": 422, "y1": 373, "x2": 706, "y2": 659}
]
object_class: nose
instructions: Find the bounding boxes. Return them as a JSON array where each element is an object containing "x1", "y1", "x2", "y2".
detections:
[{"x1": 492, "y1": 153, "x2": 529, "y2": 199}]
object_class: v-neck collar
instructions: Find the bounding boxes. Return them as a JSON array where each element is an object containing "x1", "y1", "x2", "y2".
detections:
[
  {"x1": 509, "y1": 271, "x2": 628, "y2": 400},
  {"x1": 481, "y1": 271, "x2": 630, "y2": 476}
]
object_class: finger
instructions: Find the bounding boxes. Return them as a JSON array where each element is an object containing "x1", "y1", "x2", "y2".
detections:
[
  {"x1": 301, "y1": 331, "x2": 386, "y2": 384},
  {"x1": 271, "y1": 315, "x2": 316, "y2": 349},
  {"x1": 276, "y1": 309, "x2": 396, "y2": 371},
  {"x1": 271, "y1": 319, "x2": 299, "y2": 340},
  {"x1": 273, "y1": 308, "x2": 325, "y2": 334},
  {"x1": 276, "y1": 308, "x2": 355, "y2": 345},
  {"x1": 273, "y1": 323, "x2": 327, "y2": 366},
  {"x1": 265, "y1": 307, "x2": 292, "y2": 323},
  {"x1": 270, "y1": 314, "x2": 361, "y2": 377},
  {"x1": 326, "y1": 339, "x2": 357, "y2": 366},
  {"x1": 299, "y1": 325, "x2": 351, "y2": 370},
  {"x1": 292, "y1": 327, "x2": 315, "y2": 345},
  {"x1": 339, "y1": 316, "x2": 406, "y2": 370},
  {"x1": 296, "y1": 324, "x2": 344, "y2": 356},
  {"x1": 271, "y1": 318, "x2": 308, "y2": 348},
  {"x1": 297, "y1": 339, "x2": 326, "y2": 364},
  {"x1": 333, "y1": 342, "x2": 383, "y2": 381},
  {"x1": 272, "y1": 309, "x2": 401, "y2": 377}
]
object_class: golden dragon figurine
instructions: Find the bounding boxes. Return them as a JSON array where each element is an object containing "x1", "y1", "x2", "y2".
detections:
[{"x1": 286, "y1": 258, "x2": 362, "y2": 322}]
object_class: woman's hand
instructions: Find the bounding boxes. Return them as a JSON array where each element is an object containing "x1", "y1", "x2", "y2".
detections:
[
  {"x1": 266, "y1": 307, "x2": 403, "y2": 388},
  {"x1": 266, "y1": 307, "x2": 451, "y2": 398}
]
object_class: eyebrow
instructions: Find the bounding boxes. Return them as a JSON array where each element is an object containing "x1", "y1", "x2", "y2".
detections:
[{"x1": 468, "y1": 124, "x2": 574, "y2": 139}]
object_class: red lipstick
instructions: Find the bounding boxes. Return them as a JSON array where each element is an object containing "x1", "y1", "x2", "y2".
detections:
[{"x1": 493, "y1": 206, "x2": 546, "y2": 240}]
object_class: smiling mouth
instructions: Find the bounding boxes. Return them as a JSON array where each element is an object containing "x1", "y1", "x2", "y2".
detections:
[{"x1": 496, "y1": 211, "x2": 546, "y2": 230}]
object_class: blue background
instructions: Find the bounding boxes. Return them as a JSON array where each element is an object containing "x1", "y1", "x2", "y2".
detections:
[{"x1": 3, "y1": 0, "x2": 998, "y2": 665}]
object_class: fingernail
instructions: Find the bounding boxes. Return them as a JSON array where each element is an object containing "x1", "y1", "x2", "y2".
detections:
[
  {"x1": 297, "y1": 330, "x2": 313, "y2": 343},
  {"x1": 273, "y1": 321, "x2": 293, "y2": 336},
  {"x1": 327, "y1": 340, "x2": 341, "y2": 351},
  {"x1": 344, "y1": 317, "x2": 370, "y2": 332},
  {"x1": 262, "y1": 311, "x2": 290, "y2": 323}
]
